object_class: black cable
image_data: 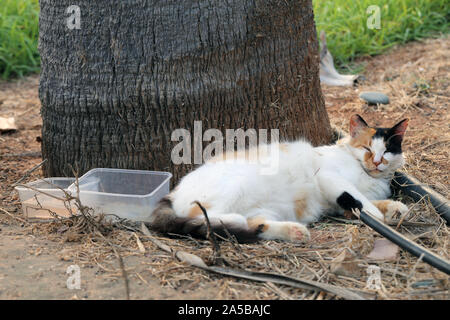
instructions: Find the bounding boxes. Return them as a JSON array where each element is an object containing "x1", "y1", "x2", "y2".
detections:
[
  {"x1": 360, "y1": 210, "x2": 450, "y2": 275},
  {"x1": 391, "y1": 172, "x2": 450, "y2": 225}
]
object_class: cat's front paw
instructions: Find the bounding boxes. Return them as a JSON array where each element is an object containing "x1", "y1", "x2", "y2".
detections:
[
  {"x1": 384, "y1": 201, "x2": 409, "y2": 223},
  {"x1": 286, "y1": 223, "x2": 310, "y2": 243},
  {"x1": 372, "y1": 200, "x2": 410, "y2": 223}
]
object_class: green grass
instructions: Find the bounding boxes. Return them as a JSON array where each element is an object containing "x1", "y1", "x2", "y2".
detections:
[
  {"x1": 314, "y1": 0, "x2": 449, "y2": 67},
  {"x1": 0, "y1": 0, "x2": 39, "y2": 79},
  {"x1": 0, "y1": 0, "x2": 448, "y2": 79}
]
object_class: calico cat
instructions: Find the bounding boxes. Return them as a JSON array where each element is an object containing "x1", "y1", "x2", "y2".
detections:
[{"x1": 148, "y1": 114, "x2": 409, "y2": 243}]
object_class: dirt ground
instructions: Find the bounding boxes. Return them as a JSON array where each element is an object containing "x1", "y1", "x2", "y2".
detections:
[{"x1": 0, "y1": 37, "x2": 448, "y2": 300}]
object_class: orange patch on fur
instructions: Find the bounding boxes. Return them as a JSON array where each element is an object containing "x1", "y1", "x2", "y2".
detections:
[
  {"x1": 343, "y1": 210, "x2": 358, "y2": 219},
  {"x1": 294, "y1": 197, "x2": 307, "y2": 220},
  {"x1": 187, "y1": 203, "x2": 210, "y2": 218},
  {"x1": 363, "y1": 150, "x2": 388, "y2": 168},
  {"x1": 349, "y1": 128, "x2": 376, "y2": 148},
  {"x1": 247, "y1": 217, "x2": 269, "y2": 232},
  {"x1": 372, "y1": 200, "x2": 391, "y2": 215}
]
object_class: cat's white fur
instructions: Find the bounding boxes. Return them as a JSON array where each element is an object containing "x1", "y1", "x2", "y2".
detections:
[
  {"x1": 168, "y1": 144, "x2": 405, "y2": 241},
  {"x1": 153, "y1": 116, "x2": 409, "y2": 242}
]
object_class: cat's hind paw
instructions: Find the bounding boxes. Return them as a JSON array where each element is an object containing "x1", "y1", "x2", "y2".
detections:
[
  {"x1": 257, "y1": 221, "x2": 310, "y2": 243},
  {"x1": 286, "y1": 223, "x2": 310, "y2": 243}
]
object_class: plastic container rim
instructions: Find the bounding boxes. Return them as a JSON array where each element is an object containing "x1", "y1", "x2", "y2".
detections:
[
  {"x1": 14, "y1": 177, "x2": 76, "y2": 192},
  {"x1": 67, "y1": 168, "x2": 173, "y2": 199}
]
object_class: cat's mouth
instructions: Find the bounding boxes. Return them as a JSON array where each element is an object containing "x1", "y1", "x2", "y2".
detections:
[
  {"x1": 363, "y1": 166, "x2": 384, "y2": 176},
  {"x1": 359, "y1": 160, "x2": 387, "y2": 176}
]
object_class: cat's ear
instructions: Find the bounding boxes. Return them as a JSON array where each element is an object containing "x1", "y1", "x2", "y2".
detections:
[
  {"x1": 388, "y1": 118, "x2": 409, "y2": 144},
  {"x1": 349, "y1": 114, "x2": 369, "y2": 138}
]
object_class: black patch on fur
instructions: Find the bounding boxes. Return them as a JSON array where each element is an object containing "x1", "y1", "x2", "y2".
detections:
[
  {"x1": 158, "y1": 196, "x2": 173, "y2": 208},
  {"x1": 146, "y1": 197, "x2": 262, "y2": 244},
  {"x1": 374, "y1": 127, "x2": 402, "y2": 154},
  {"x1": 337, "y1": 192, "x2": 363, "y2": 211}
]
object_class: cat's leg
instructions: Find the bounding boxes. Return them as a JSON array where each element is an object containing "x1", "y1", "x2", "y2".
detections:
[
  {"x1": 371, "y1": 200, "x2": 409, "y2": 222},
  {"x1": 317, "y1": 171, "x2": 385, "y2": 220},
  {"x1": 248, "y1": 217, "x2": 310, "y2": 242},
  {"x1": 189, "y1": 210, "x2": 309, "y2": 242},
  {"x1": 246, "y1": 209, "x2": 310, "y2": 242}
]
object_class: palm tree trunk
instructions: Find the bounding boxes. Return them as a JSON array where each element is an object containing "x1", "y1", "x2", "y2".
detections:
[{"x1": 39, "y1": 0, "x2": 332, "y2": 183}]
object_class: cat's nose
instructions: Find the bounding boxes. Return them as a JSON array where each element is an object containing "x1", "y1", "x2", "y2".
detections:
[{"x1": 373, "y1": 160, "x2": 382, "y2": 167}]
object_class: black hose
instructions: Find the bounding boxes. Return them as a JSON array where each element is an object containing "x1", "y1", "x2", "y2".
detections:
[
  {"x1": 360, "y1": 210, "x2": 450, "y2": 275},
  {"x1": 391, "y1": 172, "x2": 450, "y2": 225}
]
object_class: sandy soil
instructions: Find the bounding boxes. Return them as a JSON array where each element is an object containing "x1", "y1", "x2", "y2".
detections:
[{"x1": 0, "y1": 37, "x2": 448, "y2": 300}]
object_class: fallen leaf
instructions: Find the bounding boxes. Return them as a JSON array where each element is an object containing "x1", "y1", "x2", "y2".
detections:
[
  {"x1": 57, "y1": 225, "x2": 70, "y2": 234},
  {"x1": 367, "y1": 238, "x2": 399, "y2": 261},
  {"x1": 0, "y1": 117, "x2": 17, "y2": 133},
  {"x1": 330, "y1": 248, "x2": 363, "y2": 278}
]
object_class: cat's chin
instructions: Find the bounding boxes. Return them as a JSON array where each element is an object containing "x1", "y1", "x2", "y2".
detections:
[
  {"x1": 365, "y1": 167, "x2": 396, "y2": 179},
  {"x1": 364, "y1": 167, "x2": 386, "y2": 178}
]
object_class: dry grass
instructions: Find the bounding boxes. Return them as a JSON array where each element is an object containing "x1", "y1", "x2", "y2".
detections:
[{"x1": 11, "y1": 193, "x2": 447, "y2": 300}]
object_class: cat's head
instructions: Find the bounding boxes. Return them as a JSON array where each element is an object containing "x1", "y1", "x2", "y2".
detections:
[{"x1": 347, "y1": 114, "x2": 409, "y2": 178}]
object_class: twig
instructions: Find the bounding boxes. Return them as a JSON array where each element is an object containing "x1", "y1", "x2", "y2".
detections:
[
  {"x1": 219, "y1": 220, "x2": 242, "y2": 252},
  {"x1": 398, "y1": 289, "x2": 449, "y2": 296},
  {"x1": 140, "y1": 223, "x2": 367, "y2": 300},
  {"x1": 264, "y1": 282, "x2": 293, "y2": 300},
  {"x1": 407, "y1": 253, "x2": 425, "y2": 286},
  {"x1": 166, "y1": 232, "x2": 202, "y2": 247},
  {"x1": 11, "y1": 159, "x2": 47, "y2": 187},
  {"x1": 135, "y1": 273, "x2": 149, "y2": 286},
  {"x1": 395, "y1": 194, "x2": 427, "y2": 230},
  {"x1": 358, "y1": 263, "x2": 409, "y2": 278},
  {"x1": 15, "y1": 106, "x2": 35, "y2": 118},
  {"x1": 0, "y1": 207, "x2": 29, "y2": 225},
  {"x1": 420, "y1": 139, "x2": 450, "y2": 151},
  {"x1": 326, "y1": 216, "x2": 361, "y2": 225},
  {"x1": 133, "y1": 232, "x2": 146, "y2": 253},
  {"x1": 314, "y1": 251, "x2": 329, "y2": 281},
  {"x1": 192, "y1": 200, "x2": 222, "y2": 264}
]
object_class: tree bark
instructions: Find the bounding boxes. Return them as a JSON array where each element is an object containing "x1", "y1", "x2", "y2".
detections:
[{"x1": 39, "y1": 0, "x2": 332, "y2": 183}]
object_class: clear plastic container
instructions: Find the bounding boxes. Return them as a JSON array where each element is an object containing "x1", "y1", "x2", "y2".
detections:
[
  {"x1": 67, "y1": 168, "x2": 172, "y2": 222},
  {"x1": 15, "y1": 178, "x2": 76, "y2": 219}
]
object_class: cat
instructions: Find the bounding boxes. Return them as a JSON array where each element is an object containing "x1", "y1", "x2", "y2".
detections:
[{"x1": 148, "y1": 114, "x2": 410, "y2": 243}]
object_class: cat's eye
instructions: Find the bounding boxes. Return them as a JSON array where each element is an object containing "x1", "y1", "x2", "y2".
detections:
[{"x1": 363, "y1": 146, "x2": 371, "y2": 152}]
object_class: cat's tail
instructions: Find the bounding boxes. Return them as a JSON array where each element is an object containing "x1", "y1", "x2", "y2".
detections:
[{"x1": 146, "y1": 197, "x2": 263, "y2": 243}]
